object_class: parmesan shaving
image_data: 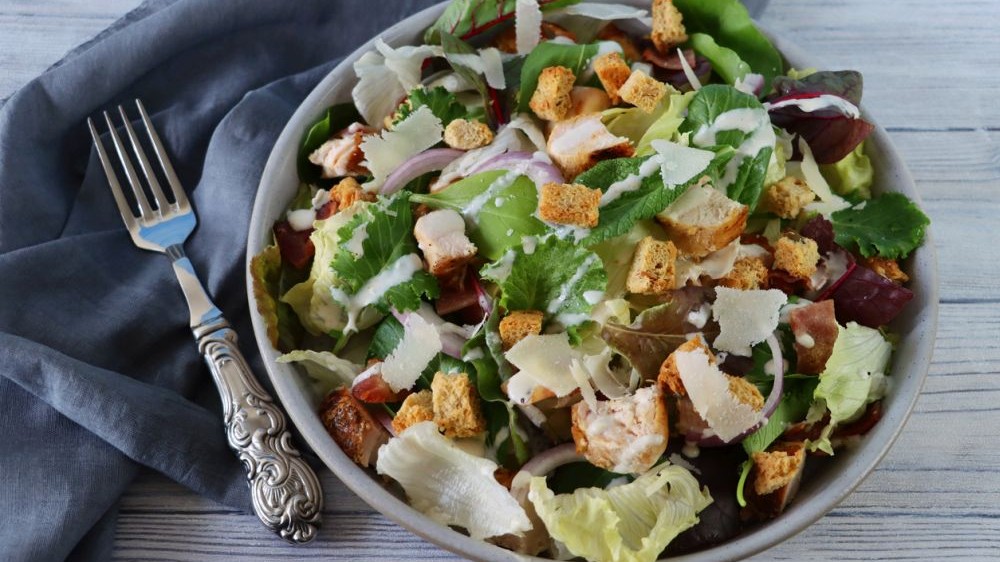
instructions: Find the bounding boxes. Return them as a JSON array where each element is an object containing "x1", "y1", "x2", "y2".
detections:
[
  {"x1": 711, "y1": 287, "x2": 788, "y2": 356},
  {"x1": 675, "y1": 348, "x2": 760, "y2": 441},
  {"x1": 380, "y1": 313, "x2": 441, "y2": 392},
  {"x1": 361, "y1": 106, "x2": 443, "y2": 191},
  {"x1": 515, "y1": 0, "x2": 543, "y2": 55}
]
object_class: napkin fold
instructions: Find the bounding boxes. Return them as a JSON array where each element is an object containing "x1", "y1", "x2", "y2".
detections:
[{"x1": 0, "y1": 1, "x2": 437, "y2": 560}]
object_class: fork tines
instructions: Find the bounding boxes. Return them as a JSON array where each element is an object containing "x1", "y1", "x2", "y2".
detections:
[{"x1": 87, "y1": 100, "x2": 189, "y2": 225}]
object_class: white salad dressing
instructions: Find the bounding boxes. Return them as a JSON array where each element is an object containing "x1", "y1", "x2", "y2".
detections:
[
  {"x1": 330, "y1": 253, "x2": 424, "y2": 334},
  {"x1": 464, "y1": 167, "x2": 525, "y2": 222},
  {"x1": 287, "y1": 208, "x2": 316, "y2": 232},
  {"x1": 764, "y1": 94, "x2": 861, "y2": 119},
  {"x1": 600, "y1": 156, "x2": 662, "y2": 206},
  {"x1": 343, "y1": 221, "x2": 369, "y2": 257},
  {"x1": 548, "y1": 254, "x2": 599, "y2": 325},
  {"x1": 693, "y1": 107, "x2": 777, "y2": 190},
  {"x1": 796, "y1": 333, "x2": 816, "y2": 349}
]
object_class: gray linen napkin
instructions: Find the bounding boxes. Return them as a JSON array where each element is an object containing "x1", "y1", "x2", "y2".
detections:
[{"x1": 0, "y1": 1, "x2": 435, "y2": 560}]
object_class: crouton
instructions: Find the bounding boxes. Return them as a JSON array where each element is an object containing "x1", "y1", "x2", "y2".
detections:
[
  {"x1": 431, "y1": 372, "x2": 487, "y2": 438},
  {"x1": 546, "y1": 114, "x2": 635, "y2": 180},
  {"x1": 571, "y1": 386, "x2": 669, "y2": 474},
  {"x1": 318, "y1": 388, "x2": 390, "y2": 467},
  {"x1": 773, "y1": 233, "x2": 820, "y2": 280},
  {"x1": 864, "y1": 256, "x2": 910, "y2": 283},
  {"x1": 658, "y1": 335, "x2": 714, "y2": 396},
  {"x1": 308, "y1": 123, "x2": 371, "y2": 179},
  {"x1": 742, "y1": 441, "x2": 807, "y2": 523},
  {"x1": 530, "y1": 66, "x2": 576, "y2": 121},
  {"x1": 651, "y1": 0, "x2": 689, "y2": 53},
  {"x1": 391, "y1": 390, "x2": 434, "y2": 434},
  {"x1": 761, "y1": 176, "x2": 816, "y2": 219},
  {"x1": 330, "y1": 176, "x2": 376, "y2": 212},
  {"x1": 618, "y1": 70, "x2": 668, "y2": 113},
  {"x1": 567, "y1": 87, "x2": 612, "y2": 118},
  {"x1": 495, "y1": 22, "x2": 577, "y2": 53},
  {"x1": 597, "y1": 23, "x2": 641, "y2": 62},
  {"x1": 728, "y1": 376, "x2": 765, "y2": 411},
  {"x1": 538, "y1": 182, "x2": 601, "y2": 228},
  {"x1": 626, "y1": 236, "x2": 677, "y2": 295},
  {"x1": 789, "y1": 299, "x2": 839, "y2": 374},
  {"x1": 657, "y1": 184, "x2": 749, "y2": 258},
  {"x1": 719, "y1": 257, "x2": 770, "y2": 290},
  {"x1": 499, "y1": 310, "x2": 544, "y2": 350},
  {"x1": 443, "y1": 119, "x2": 494, "y2": 150},
  {"x1": 414, "y1": 209, "x2": 477, "y2": 277},
  {"x1": 593, "y1": 52, "x2": 633, "y2": 104}
]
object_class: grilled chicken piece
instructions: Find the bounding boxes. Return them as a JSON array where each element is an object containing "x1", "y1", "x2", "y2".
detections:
[
  {"x1": 546, "y1": 114, "x2": 634, "y2": 180},
  {"x1": 318, "y1": 388, "x2": 390, "y2": 467},
  {"x1": 741, "y1": 442, "x2": 807, "y2": 521},
  {"x1": 570, "y1": 386, "x2": 669, "y2": 475}
]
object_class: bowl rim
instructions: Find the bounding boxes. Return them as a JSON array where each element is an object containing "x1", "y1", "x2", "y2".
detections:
[{"x1": 245, "y1": 2, "x2": 939, "y2": 560}]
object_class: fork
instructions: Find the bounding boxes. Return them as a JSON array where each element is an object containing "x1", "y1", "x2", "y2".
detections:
[{"x1": 87, "y1": 100, "x2": 322, "y2": 544}]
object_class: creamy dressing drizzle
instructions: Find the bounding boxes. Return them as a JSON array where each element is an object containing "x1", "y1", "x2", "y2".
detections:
[
  {"x1": 343, "y1": 221, "x2": 368, "y2": 257},
  {"x1": 765, "y1": 94, "x2": 861, "y2": 119},
  {"x1": 330, "y1": 253, "x2": 423, "y2": 334},
  {"x1": 600, "y1": 156, "x2": 663, "y2": 207},
  {"x1": 549, "y1": 254, "x2": 599, "y2": 326},
  {"x1": 693, "y1": 107, "x2": 776, "y2": 189}
]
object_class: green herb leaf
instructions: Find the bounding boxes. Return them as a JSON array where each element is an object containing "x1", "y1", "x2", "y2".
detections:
[
  {"x1": 298, "y1": 103, "x2": 362, "y2": 183},
  {"x1": 674, "y1": 0, "x2": 784, "y2": 92},
  {"x1": 424, "y1": 0, "x2": 583, "y2": 44},
  {"x1": 830, "y1": 193, "x2": 930, "y2": 259},
  {"x1": 393, "y1": 86, "x2": 469, "y2": 128},
  {"x1": 518, "y1": 41, "x2": 599, "y2": 113},
  {"x1": 332, "y1": 193, "x2": 439, "y2": 317},
  {"x1": 367, "y1": 315, "x2": 470, "y2": 390},
  {"x1": 481, "y1": 236, "x2": 607, "y2": 328},
  {"x1": 411, "y1": 170, "x2": 547, "y2": 261},
  {"x1": 687, "y1": 32, "x2": 752, "y2": 86},
  {"x1": 742, "y1": 377, "x2": 819, "y2": 455}
]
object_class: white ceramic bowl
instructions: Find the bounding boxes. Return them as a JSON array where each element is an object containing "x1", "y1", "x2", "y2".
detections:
[{"x1": 246, "y1": 2, "x2": 939, "y2": 560}]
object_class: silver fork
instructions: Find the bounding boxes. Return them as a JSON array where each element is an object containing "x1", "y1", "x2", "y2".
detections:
[{"x1": 88, "y1": 100, "x2": 322, "y2": 544}]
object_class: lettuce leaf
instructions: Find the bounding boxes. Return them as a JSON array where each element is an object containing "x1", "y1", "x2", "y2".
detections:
[
  {"x1": 528, "y1": 463, "x2": 713, "y2": 562},
  {"x1": 634, "y1": 92, "x2": 694, "y2": 156},
  {"x1": 821, "y1": 142, "x2": 873, "y2": 200},
  {"x1": 518, "y1": 41, "x2": 600, "y2": 113},
  {"x1": 481, "y1": 236, "x2": 607, "y2": 328},
  {"x1": 392, "y1": 86, "x2": 469, "y2": 127},
  {"x1": 830, "y1": 192, "x2": 930, "y2": 259},
  {"x1": 276, "y1": 350, "x2": 363, "y2": 395},
  {"x1": 674, "y1": 0, "x2": 783, "y2": 92},
  {"x1": 411, "y1": 170, "x2": 547, "y2": 261},
  {"x1": 424, "y1": 0, "x2": 582, "y2": 44},
  {"x1": 249, "y1": 244, "x2": 304, "y2": 352},
  {"x1": 687, "y1": 32, "x2": 751, "y2": 87}
]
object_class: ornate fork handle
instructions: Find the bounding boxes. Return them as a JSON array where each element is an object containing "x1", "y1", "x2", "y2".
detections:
[{"x1": 197, "y1": 322, "x2": 323, "y2": 543}]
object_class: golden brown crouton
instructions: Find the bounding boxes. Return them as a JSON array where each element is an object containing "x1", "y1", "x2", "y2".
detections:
[
  {"x1": 657, "y1": 185, "x2": 749, "y2": 258},
  {"x1": 626, "y1": 236, "x2": 677, "y2": 295},
  {"x1": 571, "y1": 386, "x2": 669, "y2": 474},
  {"x1": 593, "y1": 52, "x2": 633, "y2": 104},
  {"x1": 597, "y1": 23, "x2": 641, "y2": 62},
  {"x1": 719, "y1": 257, "x2": 770, "y2": 290},
  {"x1": 499, "y1": 310, "x2": 545, "y2": 350},
  {"x1": 651, "y1": 0, "x2": 689, "y2": 53},
  {"x1": 546, "y1": 114, "x2": 635, "y2": 180},
  {"x1": 431, "y1": 372, "x2": 487, "y2": 438},
  {"x1": 761, "y1": 176, "x2": 816, "y2": 219},
  {"x1": 774, "y1": 234, "x2": 820, "y2": 280},
  {"x1": 318, "y1": 388, "x2": 390, "y2": 467},
  {"x1": 728, "y1": 376, "x2": 765, "y2": 411},
  {"x1": 752, "y1": 444, "x2": 807, "y2": 495},
  {"x1": 538, "y1": 182, "x2": 601, "y2": 228},
  {"x1": 658, "y1": 335, "x2": 714, "y2": 396},
  {"x1": 865, "y1": 256, "x2": 910, "y2": 283},
  {"x1": 530, "y1": 66, "x2": 576, "y2": 121},
  {"x1": 618, "y1": 70, "x2": 668, "y2": 113},
  {"x1": 443, "y1": 119, "x2": 494, "y2": 150},
  {"x1": 567, "y1": 87, "x2": 612, "y2": 118},
  {"x1": 331, "y1": 176, "x2": 376, "y2": 212},
  {"x1": 391, "y1": 390, "x2": 434, "y2": 434}
]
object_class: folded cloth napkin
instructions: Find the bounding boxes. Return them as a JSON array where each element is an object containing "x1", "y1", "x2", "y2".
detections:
[{"x1": 0, "y1": 0, "x2": 438, "y2": 560}]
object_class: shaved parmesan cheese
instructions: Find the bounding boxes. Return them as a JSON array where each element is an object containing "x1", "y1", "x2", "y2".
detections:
[
  {"x1": 677, "y1": 47, "x2": 702, "y2": 90},
  {"x1": 515, "y1": 0, "x2": 543, "y2": 55},
  {"x1": 361, "y1": 106, "x2": 443, "y2": 191},
  {"x1": 505, "y1": 333, "x2": 582, "y2": 404},
  {"x1": 675, "y1": 348, "x2": 761, "y2": 441},
  {"x1": 674, "y1": 238, "x2": 741, "y2": 287},
  {"x1": 374, "y1": 39, "x2": 444, "y2": 91},
  {"x1": 650, "y1": 139, "x2": 715, "y2": 187},
  {"x1": 711, "y1": 287, "x2": 788, "y2": 356},
  {"x1": 478, "y1": 47, "x2": 507, "y2": 90},
  {"x1": 376, "y1": 422, "x2": 531, "y2": 539},
  {"x1": 796, "y1": 137, "x2": 850, "y2": 216},
  {"x1": 352, "y1": 50, "x2": 404, "y2": 129},
  {"x1": 380, "y1": 312, "x2": 441, "y2": 392},
  {"x1": 550, "y1": 2, "x2": 649, "y2": 20}
]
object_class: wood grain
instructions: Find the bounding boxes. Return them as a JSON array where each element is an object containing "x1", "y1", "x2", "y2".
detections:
[{"x1": 1, "y1": 0, "x2": 998, "y2": 561}]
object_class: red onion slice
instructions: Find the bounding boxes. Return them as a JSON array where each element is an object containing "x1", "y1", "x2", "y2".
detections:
[
  {"x1": 469, "y1": 151, "x2": 564, "y2": 187},
  {"x1": 380, "y1": 148, "x2": 464, "y2": 195},
  {"x1": 687, "y1": 333, "x2": 785, "y2": 447}
]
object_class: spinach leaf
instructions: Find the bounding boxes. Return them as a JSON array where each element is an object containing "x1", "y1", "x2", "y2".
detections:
[
  {"x1": 298, "y1": 103, "x2": 362, "y2": 183},
  {"x1": 410, "y1": 170, "x2": 547, "y2": 261},
  {"x1": 687, "y1": 32, "x2": 751, "y2": 86},
  {"x1": 424, "y1": 0, "x2": 583, "y2": 44},
  {"x1": 674, "y1": 0, "x2": 783, "y2": 92},
  {"x1": 517, "y1": 41, "x2": 599, "y2": 113}
]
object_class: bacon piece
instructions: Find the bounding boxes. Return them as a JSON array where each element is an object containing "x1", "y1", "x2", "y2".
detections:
[
  {"x1": 789, "y1": 300, "x2": 839, "y2": 374},
  {"x1": 273, "y1": 220, "x2": 314, "y2": 269},
  {"x1": 351, "y1": 365, "x2": 408, "y2": 404},
  {"x1": 318, "y1": 388, "x2": 390, "y2": 467}
]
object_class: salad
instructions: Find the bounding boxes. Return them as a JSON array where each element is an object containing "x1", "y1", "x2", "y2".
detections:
[{"x1": 251, "y1": 0, "x2": 931, "y2": 559}]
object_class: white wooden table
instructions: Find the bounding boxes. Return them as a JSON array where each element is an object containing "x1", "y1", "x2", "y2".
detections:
[{"x1": 3, "y1": 1, "x2": 999, "y2": 560}]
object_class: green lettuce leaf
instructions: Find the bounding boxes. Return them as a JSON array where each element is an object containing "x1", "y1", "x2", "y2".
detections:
[
  {"x1": 276, "y1": 350, "x2": 363, "y2": 395},
  {"x1": 635, "y1": 92, "x2": 695, "y2": 156},
  {"x1": 411, "y1": 170, "x2": 547, "y2": 261},
  {"x1": 591, "y1": 220, "x2": 668, "y2": 298},
  {"x1": 604, "y1": 97, "x2": 673, "y2": 145},
  {"x1": 674, "y1": 0, "x2": 784, "y2": 92},
  {"x1": 687, "y1": 32, "x2": 751, "y2": 86},
  {"x1": 392, "y1": 86, "x2": 469, "y2": 128},
  {"x1": 821, "y1": 142, "x2": 874, "y2": 200},
  {"x1": 518, "y1": 41, "x2": 600, "y2": 113},
  {"x1": 298, "y1": 103, "x2": 362, "y2": 183},
  {"x1": 331, "y1": 193, "x2": 439, "y2": 331},
  {"x1": 481, "y1": 236, "x2": 607, "y2": 328},
  {"x1": 249, "y1": 244, "x2": 304, "y2": 352},
  {"x1": 830, "y1": 192, "x2": 930, "y2": 259},
  {"x1": 424, "y1": 0, "x2": 582, "y2": 44},
  {"x1": 528, "y1": 463, "x2": 713, "y2": 562}
]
